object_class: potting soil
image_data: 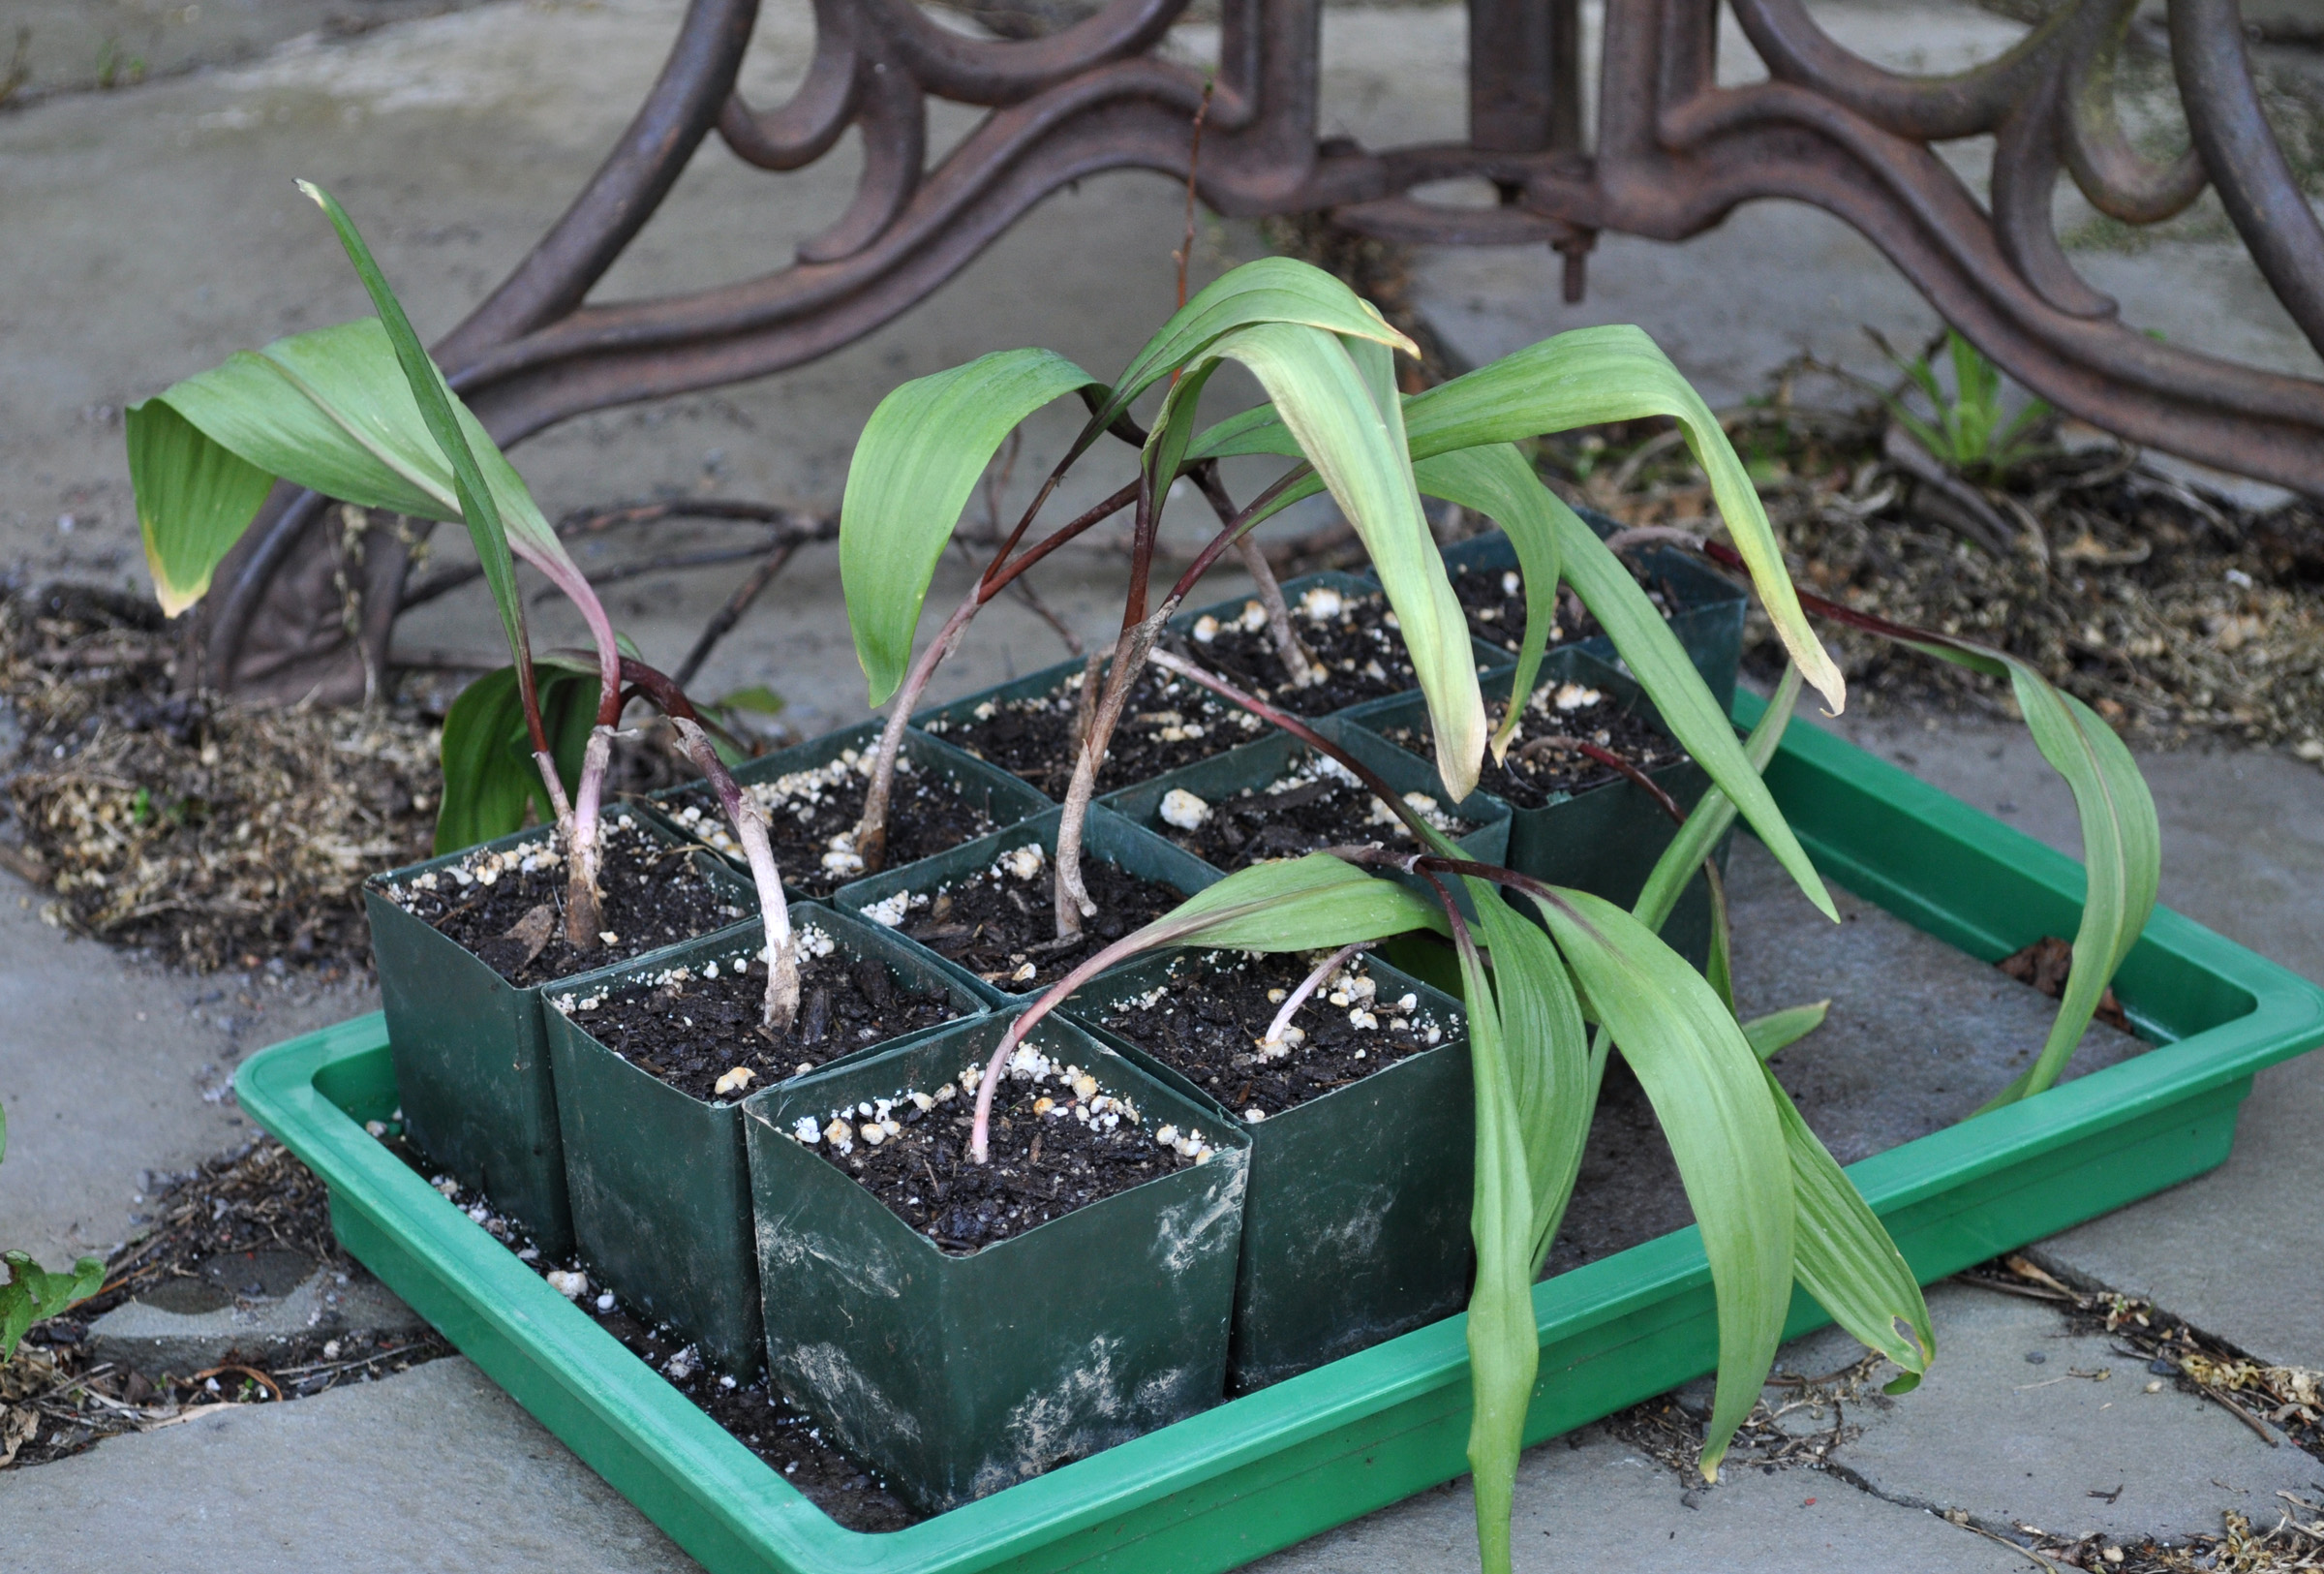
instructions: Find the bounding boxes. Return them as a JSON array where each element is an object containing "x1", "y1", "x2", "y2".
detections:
[
  {"x1": 1152, "y1": 758, "x2": 1473, "y2": 870},
  {"x1": 891, "y1": 845, "x2": 1186, "y2": 991},
  {"x1": 1376, "y1": 683, "x2": 1684, "y2": 808},
  {"x1": 1088, "y1": 950, "x2": 1448, "y2": 1118},
  {"x1": 787, "y1": 1046, "x2": 1210, "y2": 1251},
  {"x1": 657, "y1": 749, "x2": 999, "y2": 895},
  {"x1": 924, "y1": 664, "x2": 1265, "y2": 796},
  {"x1": 551, "y1": 937, "x2": 963, "y2": 1101},
  {"x1": 1188, "y1": 584, "x2": 1424, "y2": 715},
  {"x1": 380, "y1": 815, "x2": 747, "y2": 987}
]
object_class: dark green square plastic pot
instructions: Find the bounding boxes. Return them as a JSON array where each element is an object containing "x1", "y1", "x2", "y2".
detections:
[
  {"x1": 830, "y1": 805, "x2": 1222, "y2": 1006},
  {"x1": 1065, "y1": 948, "x2": 1474, "y2": 1391},
  {"x1": 740, "y1": 1011, "x2": 1250, "y2": 1513},
  {"x1": 1435, "y1": 510, "x2": 1749, "y2": 712},
  {"x1": 641, "y1": 720, "x2": 1053, "y2": 900},
  {"x1": 540, "y1": 908, "x2": 991, "y2": 1377},
  {"x1": 362, "y1": 815, "x2": 754, "y2": 1256},
  {"x1": 1335, "y1": 647, "x2": 1722, "y2": 966},
  {"x1": 1099, "y1": 728, "x2": 1510, "y2": 875}
]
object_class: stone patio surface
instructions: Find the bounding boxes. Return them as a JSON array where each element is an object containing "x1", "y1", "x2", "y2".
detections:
[{"x1": 3, "y1": 1, "x2": 2320, "y2": 1569}]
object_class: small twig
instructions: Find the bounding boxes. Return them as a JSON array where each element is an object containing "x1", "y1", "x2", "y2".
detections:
[
  {"x1": 1175, "y1": 79, "x2": 1215, "y2": 310},
  {"x1": 672, "y1": 537, "x2": 805, "y2": 688}
]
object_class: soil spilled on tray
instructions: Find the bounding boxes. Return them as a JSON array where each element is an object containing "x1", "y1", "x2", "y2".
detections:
[
  {"x1": 657, "y1": 747, "x2": 1000, "y2": 896},
  {"x1": 869, "y1": 840, "x2": 1188, "y2": 993},
  {"x1": 923, "y1": 664, "x2": 1267, "y2": 796},
  {"x1": 1369, "y1": 679, "x2": 1685, "y2": 808},
  {"x1": 1079, "y1": 949, "x2": 1454, "y2": 1119},
  {"x1": 383, "y1": 1146, "x2": 923, "y2": 1531},
  {"x1": 1188, "y1": 582, "x2": 1432, "y2": 716},
  {"x1": 784, "y1": 1042, "x2": 1212, "y2": 1252},
  {"x1": 551, "y1": 926, "x2": 965, "y2": 1101},
  {"x1": 374, "y1": 813, "x2": 746, "y2": 987},
  {"x1": 1145, "y1": 754, "x2": 1473, "y2": 870}
]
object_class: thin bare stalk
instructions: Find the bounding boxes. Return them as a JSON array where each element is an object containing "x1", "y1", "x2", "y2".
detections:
[
  {"x1": 562, "y1": 725, "x2": 613, "y2": 949},
  {"x1": 1053, "y1": 608, "x2": 1169, "y2": 936},
  {"x1": 671, "y1": 718, "x2": 799, "y2": 1031},
  {"x1": 849, "y1": 480, "x2": 1142, "y2": 870},
  {"x1": 1191, "y1": 463, "x2": 1318, "y2": 685},
  {"x1": 852, "y1": 584, "x2": 981, "y2": 872},
  {"x1": 1261, "y1": 941, "x2": 1367, "y2": 1052},
  {"x1": 1069, "y1": 646, "x2": 1107, "y2": 754}
]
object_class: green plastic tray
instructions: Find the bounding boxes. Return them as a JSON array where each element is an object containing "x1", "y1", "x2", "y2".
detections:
[{"x1": 238, "y1": 701, "x2": 2324, "y2": 1574}]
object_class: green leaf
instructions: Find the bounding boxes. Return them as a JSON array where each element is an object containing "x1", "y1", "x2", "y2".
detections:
[
  {"x1": 1189, "y1": 324, "x2": 1848, "y2": 716},
  {"x1": 1526, "y1": 887, "x2": 1793, "y2": 1479},
  {"x1": 1767, "y1": 1069, "x2": 1936, "y2": 1389},
  {"x1": 1416, "y1": 450, "x2": 1834, "y2": 922},
  {"x1": 1093, "y1": 256, "x2": 1415, "y2": 439},
  {"x1": 435, "y1": 662, "x2": 600, "y2": 855},
  {"x1": 1215, "y1": 324, "x2": 1483, "y2": 798},
  {"x1": 1825, "y1": 630, "x2": 2157, "y2": 1108},
  {"x1": 298, "y1": 182, "x2": 535, "y2": 679},
  {"x1": 1122, "y1": 850, "x2": 1448, "y2": 955},
  {"x1": 1633, "y1": 664, "x2": 1805, "y2": 937},
  {"x1": 1394, "y1": 445, "x2": 1560, "y2": 759},
  {"x1": 712, "y1": 684, "x2": 786, "y2": 717},
  {"x1": 1742, "y1": 1000, "x2": 1830, "y2": 1061},
  {"x1": 1, "y1": 1250, "x2": 106, "y2": 1361},
  {"x1": 1447, "y1": 904, "x2": 1540, "y2": 1574},
  {"x1": 124, "y1": 401, "x2": 279, "y2": 616},
  {"x1": 839, "y1": 349, "x2": 1100, "y2": 707}
]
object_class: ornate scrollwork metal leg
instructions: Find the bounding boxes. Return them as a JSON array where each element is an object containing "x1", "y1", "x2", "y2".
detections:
[{"x1": 199, "y1": 0, "x2": 2324, "y2": 702}]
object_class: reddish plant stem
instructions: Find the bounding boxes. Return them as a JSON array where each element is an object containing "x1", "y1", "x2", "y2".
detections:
[
  {"x1": 621, "y1": 657, "x2": 800, "y2": 1028},
  {"x1": 849, "y1": 479, "x2": 1141, "y2": 870}
]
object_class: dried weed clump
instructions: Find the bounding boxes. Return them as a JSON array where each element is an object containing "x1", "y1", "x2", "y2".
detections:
[{"x1": 0, "y1": 581, "x2": 437, "y2": 971}]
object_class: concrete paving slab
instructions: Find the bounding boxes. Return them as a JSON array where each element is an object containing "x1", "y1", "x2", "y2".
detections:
[
  {"x1": 87, "y1": 1252, "x2": 425, "y2": 1377},
  {"x1": 1822, "y1": 1282, "x2": 2318, "y2": 1545},
  {"x1": 0, "y1": 1356, "x2": 699, "y2": 1573},
  {"x1": 1251, "y1": 1422, "x2": 2036, "y2": 1574},
  {"x1": 0, "y1": 868, "x2": 375, "y2": 1267}
]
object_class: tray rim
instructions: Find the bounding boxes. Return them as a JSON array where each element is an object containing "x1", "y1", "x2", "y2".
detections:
[{"x1": 238, "y1": 701, "x2": 2324, "y2": 1574}]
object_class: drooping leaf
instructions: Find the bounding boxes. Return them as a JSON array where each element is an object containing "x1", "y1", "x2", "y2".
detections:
[
  {"x1": 1184, "y1": 325, "x2": 1845, "y2": 715},
  {"x1": 1446, "y1": 902, "x2": 1540, "y2": 1574},
  {"x1": 1391, "y1": 444, "x2": 1561, "y2": 759},
  {"x1": 1526, "y1": 887, "x2": 1793, "y2": 1480},
  {"x1": 1728, "y1": 568, "x2": 2159, "y2": 1107},
  {"x1": 1417, "y1": 449, "x2": 1833, "y2": 921},
  {"x1": 1123, "y1": 850, "x2": 1448, "y2": 955},
  {"x1": 839, "y1": 349, "x2": 1100, "y2": 708},
  {"x1": 1631, "y1": 664, "x2": 1805, "y2": 937},
  {"x1": 1166, "y1": 323, "x2": 1483, "y2": 798},
  {"x1": 1767, "y1": 1068, "x2": 1936, "y2": 1392},
  {"x1": 1741, "y1": 1001, "x2": 1830, "y2": 1061},
  {"x1": 1091, "y1": 257, "x2": 1415, "y2": 439},
  {"x1": 124, "y1": 402, "x2": 280, "y2": 616},
  {"x1": 435, "y1": 662, "x2": 600, "y2": 855}
]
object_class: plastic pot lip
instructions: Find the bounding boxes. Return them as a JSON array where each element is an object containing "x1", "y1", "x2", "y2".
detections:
[
  {"x1": 1062, "y1": 944, "x2": 1470, "y2": 1129},
  {"x1": 829, "y1": 803, "x2": 1222, "y2": 1003},
  {"x1": 362, "y1": 812, "x2": 758, "y2": 990},
  {"x1": 740, "y1": 1009, "x2": 1251, "y2": 1265},
  {"x1": 541, "y1": 908, "x2": 994, "y2": 1112},
  {"x1": 1332, "y1": 646, "x2": 1697, "y2": 810}
]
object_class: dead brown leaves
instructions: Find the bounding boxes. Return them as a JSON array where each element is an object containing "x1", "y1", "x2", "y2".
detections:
[
  {"x1": 1568, "y1": 410, "x2": 2324, "y2": 755},
  {"x1": 0, "y1": 582, "x2": 438, "y2": 970}
]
